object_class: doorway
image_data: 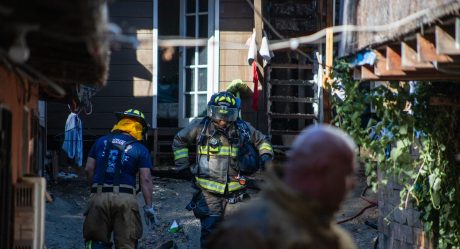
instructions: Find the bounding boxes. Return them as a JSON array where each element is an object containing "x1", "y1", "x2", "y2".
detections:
[{"x1": 156, "y1": 0, "x2": 217, "y2": 128}]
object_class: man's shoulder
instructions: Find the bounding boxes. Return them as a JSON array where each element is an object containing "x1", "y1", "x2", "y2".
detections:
[
  {"x1": 93, "y1": 134, "x2": 110, "y2": 145},
  {"x1": 224, "y1": 200, "x2": 271, "y2": 228},
  {"x1": 236, "y1": 119, "x2": 261, "y2": 133}
]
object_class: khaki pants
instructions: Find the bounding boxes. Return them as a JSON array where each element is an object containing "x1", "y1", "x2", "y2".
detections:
[{"x1": 83, "y1": 192, "x2": 143, "y2": 249}]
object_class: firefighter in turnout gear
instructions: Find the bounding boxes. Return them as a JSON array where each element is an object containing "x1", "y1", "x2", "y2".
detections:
[
  {"x1": 172, "y1": 91, "x2": 274, "y2": 248},
  {"x1": 83, "y1": 109, "x2": 157, "y2": 249}
]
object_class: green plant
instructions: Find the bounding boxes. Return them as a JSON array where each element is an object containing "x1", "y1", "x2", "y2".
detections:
[{"x1": 331, "y1": 59, "x2": 460, "y2": 248}]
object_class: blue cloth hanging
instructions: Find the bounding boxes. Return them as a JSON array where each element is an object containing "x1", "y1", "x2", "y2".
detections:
[{"x1": 62, "y1": 112, "x2": 83, "y2": 167}]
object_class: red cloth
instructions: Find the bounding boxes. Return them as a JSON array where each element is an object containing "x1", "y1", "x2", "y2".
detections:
[{"x1": 252, "y1": 61, "x2": 259, "y2": 111}]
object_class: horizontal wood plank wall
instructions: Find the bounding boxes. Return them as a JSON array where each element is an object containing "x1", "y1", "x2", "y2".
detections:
[
  {"x1": 0, "y1": 66, "x2": 39, "y2": 183},
  {"x1": 219, "y1": 0, "x2": 259, "y2": 126},
  {"x1": 47, "y1": 0, "x2": 153, "y2": 138}
]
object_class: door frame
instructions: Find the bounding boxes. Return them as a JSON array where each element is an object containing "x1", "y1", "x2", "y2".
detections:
[{"x1": 152, "y1": 0, "x2": 219, "y2": 129}]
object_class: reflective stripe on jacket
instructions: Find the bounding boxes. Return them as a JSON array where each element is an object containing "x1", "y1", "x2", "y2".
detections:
[{"x1": 172, "y1": 118, "x2": 274, "y2": 194}]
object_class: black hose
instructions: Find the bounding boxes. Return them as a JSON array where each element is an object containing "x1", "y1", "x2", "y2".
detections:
[
  {"x1": 337, "y1": 203, "x2": 377, "y2": 224},
  {"x1": 337, "y1": 185, "x2": 378, "y2": 224}
]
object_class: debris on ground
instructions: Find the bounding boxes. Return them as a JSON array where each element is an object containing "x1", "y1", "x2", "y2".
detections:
[{"x1": 45, "y1": 171, "x2": 378, "y2": 249}]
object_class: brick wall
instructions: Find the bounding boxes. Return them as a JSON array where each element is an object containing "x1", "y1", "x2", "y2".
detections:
[{"x1": 377, "y1": 170, "x2": 433, "y2": 249}]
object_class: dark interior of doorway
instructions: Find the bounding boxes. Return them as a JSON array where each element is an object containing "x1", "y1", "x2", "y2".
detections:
[
  {"x1": 0, "y1": 107, "x2": 13, "y2": 249},
  {"x1": 158, "y1": 0, "x2": 180, "y2": 127}
]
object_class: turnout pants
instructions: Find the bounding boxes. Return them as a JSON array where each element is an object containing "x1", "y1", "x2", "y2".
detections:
[
  {"x1": 190, "y1": 187, "x2": 247, "y2": 249},
  {"x1": 83, "y1": 190, "x2": 143, "y2": 249}
]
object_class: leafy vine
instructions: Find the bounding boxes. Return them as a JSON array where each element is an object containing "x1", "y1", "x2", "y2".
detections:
[{"x1": 331, "y1": 59, "x2": 460, "y2": 248}]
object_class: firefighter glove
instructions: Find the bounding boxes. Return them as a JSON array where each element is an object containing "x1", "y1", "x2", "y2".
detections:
[
  {"x1": 143, "y1": 205, "x2": 159, "y2": 228},
  {"x1": 259, "y1": 154, "x2": 272, "y2": 170}
]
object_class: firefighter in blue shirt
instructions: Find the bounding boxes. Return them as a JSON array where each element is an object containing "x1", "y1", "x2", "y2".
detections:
[
  {"x1": 83, "y1": 109, "x2": 158, "y2": 249},
  {"x1": 172, "y1": 91, "x2": 274, "y2": 248}
]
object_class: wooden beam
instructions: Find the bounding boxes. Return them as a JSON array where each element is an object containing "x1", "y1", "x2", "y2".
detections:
[
  {"x1": 327, "y1": 0, "x2": 333, "y2": 27},
  {"x1": 254, "y1": 0, "x2": 263, "y2": 45},
  {"x1": 373, "y1": 50, "x2": 406, "y2": 76},
  {"x1": 322, "y1": 27, "x2": 333, "y2": 123},
  {"x1": 375, "y1": 73, "x2": 460, "y2": 81},
  {"x1": 353, "y1": 64, "x2": 460, "y2": 81},
  {"x1": 354, "y1": 69, "x2": 460, "y2": 81},
  {"x1": 254, "y1": 0, "x2": 263, "y2": 128},
  {"x1": 435, "y1": 25, "x2": 460, "y2": 55},
  {"x1": 354, "y1": 66, "x2": 379, "y2": 81},
  {"x1": 401, "y1": 42, "x2": 433, "y2": 69},
  {"x1": 417, "y1": 33, "x2": 453, "y2": 63},
  {"x1": 386, "y1": 45, "x2": 408, "y2": 71},
  {"x1": 434, "y1": 59, "x2": 460, "y2": 70}
]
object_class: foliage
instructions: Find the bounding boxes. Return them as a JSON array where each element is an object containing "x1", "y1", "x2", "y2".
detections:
[{"x1": 331, "y1": 59, "x2": 460, "y2": 248}]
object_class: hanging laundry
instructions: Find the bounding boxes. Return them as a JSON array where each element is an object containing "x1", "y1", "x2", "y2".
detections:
[
  {"x1": 62, "y1": 112, "x2": 83, "y2": 167},
  {"x1": 259, "y1": 31, "x2": 274, "y2": 63},
  {"x1": 246, "y1": 31, "x2": 257, "y2": 65}
]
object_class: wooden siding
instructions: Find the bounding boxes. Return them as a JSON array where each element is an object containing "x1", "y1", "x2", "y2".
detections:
[
  {"x1": 219, "y1": 1, "x2": 253, "y2": 88},
  {"x1": 0, "y1": 66, "x2": 39, "y2": 183},
  {"x1": 219, "y1": 0, "x2": 267, "y2": 130},
  {"x1": 220, "y1": 0, "x2": 254, "y2": 31},
  {"x1": 47, "y1": 0, "x2": 153, "y2": 138}
]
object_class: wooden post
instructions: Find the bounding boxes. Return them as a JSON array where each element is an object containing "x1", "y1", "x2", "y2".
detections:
[
  {"x1": 322, "y1": 0, "x2": 334, "y2": 123},
  {"x1": 254, "y1": 0, "x2": 264, "y2": 129},
  {"x1": 254, "y1": 0, "x2": 263, "y2": 46}
]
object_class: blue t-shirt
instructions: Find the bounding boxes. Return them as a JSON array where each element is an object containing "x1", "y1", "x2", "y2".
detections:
[{"x1": 88, "y1": 133, "x2": 153, "y2": 187}]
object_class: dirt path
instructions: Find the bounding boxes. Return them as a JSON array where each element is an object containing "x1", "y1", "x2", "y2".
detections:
[{"x1": 45, "y1": 170, "x2": 378, "y2": 249}]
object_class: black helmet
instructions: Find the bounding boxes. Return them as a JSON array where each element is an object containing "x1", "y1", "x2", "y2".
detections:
[
  {"x1": 207, "y1": 91, "x2": 240, "y2": 122},
  {"x1": 115, "y1": 109, "x2": 149, "y2": 128}
]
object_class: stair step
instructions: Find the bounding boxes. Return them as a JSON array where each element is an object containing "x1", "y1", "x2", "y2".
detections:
[
  {"x1": 272, "y1": 145, "x2": 291, "y2": 150},
  {"x1": 268, "y1": 112, "x2": 316, "y2": 119},
  {"x1": 269, "y1": 79, "x2": 315, "y2": 86},
  {"x1": 154, "y1": 127, "x2": 180, "y2": 135},
  {"x1": 157, "y1": 141, "x2": 172, "y2": 146},
  {"x1": 270, "y1": 129, "x2": 302, "y2": 135},
  {"x1": 270, "y1": 64, "x2": 313, "y2": 69},
  {"x1": 269, "y1": 96, "x2": 316, "y2": 103}
]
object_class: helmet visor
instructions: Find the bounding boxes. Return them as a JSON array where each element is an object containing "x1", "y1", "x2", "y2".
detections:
[{"x1": 207, "y1": 105, "x2": 238, "y2": 122}]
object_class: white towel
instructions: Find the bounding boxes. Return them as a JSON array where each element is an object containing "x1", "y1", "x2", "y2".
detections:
[
  {"x1": 259, "y1": 35, "x2": 273, "y2": 62},
  {"x1": 246, "y1": 32, "x2": 257, "y2": 65},
  {"x1": 62, "y1": 112, "x2": 83, "y2": 167}
]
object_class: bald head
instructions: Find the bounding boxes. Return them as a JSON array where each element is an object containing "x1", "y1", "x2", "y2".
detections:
[
  {"x1": 287, "y1": 125, "x2": 357, "y2": 170},
  {"x1": 284, "y1": 125, "x2": 357, "y2": 212}
]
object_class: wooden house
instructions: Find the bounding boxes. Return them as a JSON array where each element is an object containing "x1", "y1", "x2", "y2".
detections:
[
  {"x1": 339, "y1": 0, "x2": 460, "y2": 248},
  {"x1": 46, "y1": 0, "x2": 333, "y2": 167},
  {"x1": 0, "y1": 0, "x2": 109, "y2": 248}
]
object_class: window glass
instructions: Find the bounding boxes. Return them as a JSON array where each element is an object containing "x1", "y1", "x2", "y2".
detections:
[{"x1": 185, "y1": 68, "x2": 195, "y2": 92}]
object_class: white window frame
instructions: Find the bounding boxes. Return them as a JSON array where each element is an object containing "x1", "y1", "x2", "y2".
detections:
[
  {"x1": 178, "y1": 0, "x2": 219, "y2": 127},
  {"x1": 152, "y1": 0, "x2": 218, "y2": 128}
]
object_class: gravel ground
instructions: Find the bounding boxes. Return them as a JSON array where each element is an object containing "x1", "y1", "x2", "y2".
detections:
[{"x1": 45, "y1": 169, "x2": 378, "y2": 249}]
